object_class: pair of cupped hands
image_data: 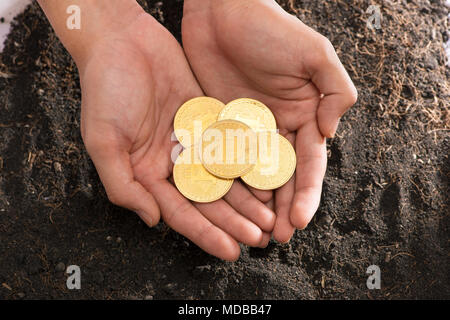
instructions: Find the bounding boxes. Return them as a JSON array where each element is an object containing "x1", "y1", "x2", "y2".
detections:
[{"x1": 77, "y1": 0, "x2": 357, "y2": 261}]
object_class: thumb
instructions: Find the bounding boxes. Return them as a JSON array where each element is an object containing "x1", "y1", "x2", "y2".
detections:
[
  {"x1": 307, "y1": 36, "x2": 358, "y2": 137},
  {"x1": 84, "y1": 134, "x2": 161, "y2": 227},
  {"x1": 316, "y1": 85, "x2": 357, "y2": 138}
]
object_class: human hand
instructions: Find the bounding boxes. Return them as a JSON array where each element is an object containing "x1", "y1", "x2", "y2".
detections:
[
  {"x1": 182, "y1": 0, "x2": 357, "y2": 242},
  {"x1": 39, "y1": 1, "x2": 275, "y2": 260}
]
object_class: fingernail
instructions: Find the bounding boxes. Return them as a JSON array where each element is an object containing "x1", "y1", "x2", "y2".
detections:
[{"x1": 135, "y1": 210, "x2": 153, "y2": 227}]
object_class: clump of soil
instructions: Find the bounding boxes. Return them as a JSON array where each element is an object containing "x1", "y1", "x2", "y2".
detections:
[{"x1": 0, "y1": 0, "x2": 448, "y2": 299}]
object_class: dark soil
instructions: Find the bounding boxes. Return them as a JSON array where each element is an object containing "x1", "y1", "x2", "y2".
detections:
[{"x1": 0, "y1": 0, "x2": 449, "y2": 299}]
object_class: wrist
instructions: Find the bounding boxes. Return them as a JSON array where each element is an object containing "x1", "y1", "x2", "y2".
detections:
[
  {"x1": 38, "y1": 0, "x2": 144, "y2": 65},
  {"x1": 183, "y1": 0, "x2": 275, "y2": 19}
]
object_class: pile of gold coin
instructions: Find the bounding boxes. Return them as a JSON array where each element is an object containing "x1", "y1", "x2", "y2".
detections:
[{"x1": 173, "y1": 97, "x2": 297, "y2": 203}]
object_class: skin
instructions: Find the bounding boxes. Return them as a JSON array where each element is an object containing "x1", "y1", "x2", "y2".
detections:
[
  {"x1": 37, "y1": 0, "x2": 275, "y2": 261},
  {"x1": 182, "y1": 0, "x2": 358, "y2": 243},
  {"x1": 37, "y1": 0, "x2": 357, "y2": 259}
]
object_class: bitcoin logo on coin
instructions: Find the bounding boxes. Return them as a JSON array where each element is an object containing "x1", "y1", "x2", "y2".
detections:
[
  {"x1": 173, "y1": 146, "x2": 233, "y2": 203},
  {"x1": 174, "y1": 97, "x2": 225, "y2": 148},
  {"x1": 201, "y1": 120, "x2": 257, "y2": 179},
  {"x1": 218, "y1": 98, "x2": 277, "y2": 132},
  {"x1": 242, "y1": 132, "x2": 296, "y2": 190}
]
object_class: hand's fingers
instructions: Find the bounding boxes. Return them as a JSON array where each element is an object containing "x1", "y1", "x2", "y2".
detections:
[
  {"x1": 194, "y1": 199, "x2": 263, "y2": 247},
  {"x1": 223, "y1": 182, "x2": 276, "y2": 232},
  {"x1": 290, "y1": 119, "x2": 327, "y2": 229},
  {"x1": 258, "y1": 232, "x2": 272, "y2": 248},
  {"x1": 86, "y1": 138, "x2": 160, "y2": 226},
  {"x1": 149, "y1": 179, "x2": 241, "y2": 261},
  {"x1": 273, "y1": 176, "x2": 296, "y2": 243},
  {"x1": 308, "y1": 36, "x2": 358, "y2": 138},
  {"x1": 247, "y1": 186, "x2": 273, "y2": 203},
  {"x1": 265, "y1": 198, "x2": 274, "y2": 211},
  {"x1": 273, "y1": 133, "x2": 296, "y2": 243}
]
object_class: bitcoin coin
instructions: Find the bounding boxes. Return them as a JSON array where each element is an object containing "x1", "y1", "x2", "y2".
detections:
[
  {"x1": 174, "y1": 97, "x2": 225, "y2": 148},
  {"x1": 173, "y1": 146, "x2": 233, "y2": 203},
  {"x1": 201, "y1": 120, "x2": 257, "y2": 179},
  {"x1": 218, "y1": 98, "x2": 277, "y2": 132},
  {"x1": 241, "y1": 133, "x2": 296, "y2": 190}
]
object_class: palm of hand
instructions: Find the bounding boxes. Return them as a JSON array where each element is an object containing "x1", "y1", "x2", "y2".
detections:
[
  {"x1": 183, "y1": 0, "x2": 332, "y2": 241},
  {"x1": 80, "y1": 14, "x2": 197, "y2": 196}
]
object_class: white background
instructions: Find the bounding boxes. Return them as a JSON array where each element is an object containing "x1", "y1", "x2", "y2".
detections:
[{"x1": 0, "y1": 0, "x2": 32, "y2": 51}]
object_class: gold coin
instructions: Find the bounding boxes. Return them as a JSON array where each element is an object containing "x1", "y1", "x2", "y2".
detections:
[
  {"x1": 201, "y1": 120, "x2": 258, "y2": 179},
  {"x1": 174, "y1": 97, "x2": 225, "y2": 148},
  {"x1": 173, "y1": 146, "x2": 233, "y2": 203},
  {"x1": 241, "y1": 133, "x2": 296, "y2": 190},
  {"x1": 218, "y1": 98, "x2": 277, "y2": 132}
]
